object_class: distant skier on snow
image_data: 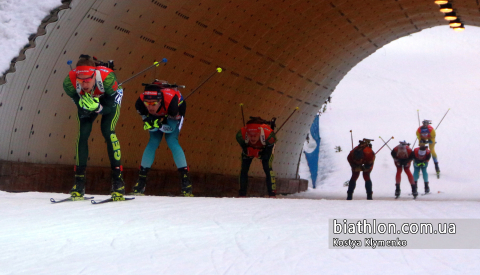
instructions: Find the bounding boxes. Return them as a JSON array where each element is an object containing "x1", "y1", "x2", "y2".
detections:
[
  {"x1": 416, "y1": 119, "x2": 440, "y2": 176},
  {"x1": 346, "y1": 139, "x2": 376, "y2": 200},
  {"x1": 412, "y1": 144, "x2": 431, "y2": 196},
  {"x1": 391, "y1": 141, "x2": 414, "y2": 198}
]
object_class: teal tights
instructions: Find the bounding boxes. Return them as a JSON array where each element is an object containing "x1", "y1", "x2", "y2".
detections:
[{"x1": 140, "y1": 118, "x2": 187, "y2": 168}]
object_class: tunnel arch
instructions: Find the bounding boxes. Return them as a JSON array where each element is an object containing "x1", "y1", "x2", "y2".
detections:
[{"x1": 0, "y1": 0, "x2": 478, "y2": 192}]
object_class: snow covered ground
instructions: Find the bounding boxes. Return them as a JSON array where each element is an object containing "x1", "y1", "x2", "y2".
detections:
[
  {"x1": 0, "y1": 0, "x2": 62, "y2": 74},
  {"x1": 2, "y1": 1, "x2": 480, "y2": 274},
  {"x1": 297, "y1": 25, "x2": 480, "y2": 203},
  {"x1": 2, "y1": 191, "x2": 480, "y2": 275}
]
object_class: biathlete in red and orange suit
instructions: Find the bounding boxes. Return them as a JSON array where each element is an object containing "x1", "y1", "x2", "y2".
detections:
[
  {"x1": 236, "y1": 117, "x2": 277, "y2": 197},
  {"x1": 391, "y1": 140, "x2": 415, "y2": 198},
  {"x1": 346, "y1": 139, "x2": 376, "y2": 200}
]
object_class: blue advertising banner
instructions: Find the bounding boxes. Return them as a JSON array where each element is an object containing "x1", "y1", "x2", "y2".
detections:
[{"x1": 305, "y1": 114, "x2": 320, "y2": 188}]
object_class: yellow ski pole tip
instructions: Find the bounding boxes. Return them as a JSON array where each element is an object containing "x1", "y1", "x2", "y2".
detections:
[
  {"x1": 295, "y1": 107, "x2": 299, "y2": 110},
  {"x1": 240, "y1": 103, "x2": 244, "y2": 106},
  {"x1": 154, "y1": 61, "x2": 160, "y2": 67},
  {"x1": 216, "y1": 67, "x2": 222, "y2": 73}
]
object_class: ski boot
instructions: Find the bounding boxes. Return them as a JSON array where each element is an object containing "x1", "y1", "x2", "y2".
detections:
[
  {"x1": 111, "y1": 166, "x2": 125, "y2": 201},
  {"x1": 366, "y1": 192, "x2": 373, "y2": 200},
  {"x1": 179, "y1": 167, "x2": 194, "y2": 197},
  {"x1": 411, "y1": 182, "x2": 418, "y2": 199},
  {"x1": 70, "y1": 166, "x2": 86, "y2": 200},
  {"x1": 365, "y1": 180, "x2": 373, "y2": 200},
  {"x1": 132, "y1": 166, "x2": 149, "y2": 195},
  {"x1": 346, "y1": 180, "x2": 356, "y2": 200},
  {"x1": 395, "y1": 183, "x2": 401, "y2": 199},
  {"x1": 434, "y1": 162, "x2": 440, "y2": 178},
  {"x1": 346, "y1": 192, "x2": 353, "y2": 200},
  {"x1": 424, "y1": 182, "x2": 430, "y2": 194}
]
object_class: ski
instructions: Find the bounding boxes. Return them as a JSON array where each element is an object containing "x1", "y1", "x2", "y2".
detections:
[
  {"x1": 50, "y1": 196, "x2": 94, "y2": 203},
  {"x1": 127, "y1": 192, "x2": 145, "y2": 196},
  {"x1": 421, "y1": 191, "x2": 443, "y2": 196},
  {"x1": 407, "y1": 193, "x2": 418, "y2": 199},
  {"x1": 91, "y1": 197, "x2": 135, "y2": 204}
]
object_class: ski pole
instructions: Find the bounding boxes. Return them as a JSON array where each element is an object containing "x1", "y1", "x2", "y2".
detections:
[
  {"x1": 295, "y1": 146, "x2": 304, "y2": 180},
  {"x1": 183, "y1": 67, "x2": 223, "y2": 100},
  {"x1": 379, "y1": 136, "x2": 392, "y2": 151},
  {"x1": 375, "y1": 136, "x2": 394, "y2": 154},
  {"x1": 350, "y1": 130, "x2": 353, "y2": 149},
  {"x1": 67, "y1": 60, "x2": 73, "y2": 70},
  {"x1": 412, "y1": 109, "x2": 421, "y2": 148},
  {"x1": 435, "y1": 108, "x2": 450, "y2": 130},
  {"x1": 417, "y1": 109, "x2": 421, "y2": 127},
  {"x1": 276, "y1": 107, "x2": 299, "y2": 133},
  {"x1": 118, "y1": 58, "x2": 167, "y2": 86},
  {"x1": 240, "y1": 103, "x2": 245, "y2": 126}
]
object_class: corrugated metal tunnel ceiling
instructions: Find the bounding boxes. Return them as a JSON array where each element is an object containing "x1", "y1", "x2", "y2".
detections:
[{"x1": 0, "y1": 0, "x2": 478, "y2": 178}]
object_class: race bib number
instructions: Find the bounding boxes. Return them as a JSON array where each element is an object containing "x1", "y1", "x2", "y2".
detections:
[
  {"x1": 115, "y1": 89, "x2": 123, "y2": 105},
  {"x1": 160, "y1": 124, "x2": 173, "y2": 133}
]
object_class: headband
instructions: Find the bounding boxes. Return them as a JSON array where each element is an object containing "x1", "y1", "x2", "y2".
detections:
[{"x1": 76, "y1": 66, "x2": 96, "y2": 76}]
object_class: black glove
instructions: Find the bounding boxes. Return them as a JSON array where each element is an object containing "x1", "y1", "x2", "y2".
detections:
[
  {"x1": 78, "y1": 108, "x2": 93, "y2": 118},
  {"x1": 416, "y1": 162, "x2": 426, "y2": 167},
  {"x1": 143, "y1": 116, "x2": 163, "y2": 130},
  {"x1": 241, "y1": 146, "x2": 248, "y2": 156},
  {"x1": 143, "y1": 116, "x2": 155, "y2": 124}
]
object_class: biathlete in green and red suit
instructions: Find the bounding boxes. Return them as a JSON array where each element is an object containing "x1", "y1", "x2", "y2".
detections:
[
  {"x1": 236, "y1": 117, "x2": 277, "y2": 197},
  {"x1": 63, "y1": 54, "x2": 125, "y2": 200},
  {"x1": 133, "y1": 80, "x2": 193, "y2": 197}
]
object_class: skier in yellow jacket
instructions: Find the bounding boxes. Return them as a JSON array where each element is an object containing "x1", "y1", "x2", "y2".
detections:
[{"x1": 416, "y1": 120, "x2": 439, "y2": 176}]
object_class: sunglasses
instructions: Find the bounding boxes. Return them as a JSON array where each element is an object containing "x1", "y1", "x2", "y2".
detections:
[
  {"x1": 76, "y1": 73, "x2": 95, "y2": 83},
  {"x1": 144, "y1": 101, "x2": 159, "y2": 106}
]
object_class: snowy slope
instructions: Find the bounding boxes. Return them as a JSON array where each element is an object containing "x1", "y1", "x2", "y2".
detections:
[{"x1": 298, "y1": 26, "x2": 480, "y2": 202}]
